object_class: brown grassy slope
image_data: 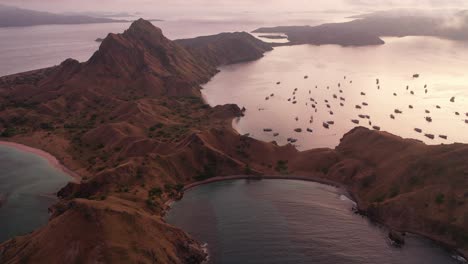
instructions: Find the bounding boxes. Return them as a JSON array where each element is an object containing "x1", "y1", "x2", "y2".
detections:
[{"x1": 329, "y1": 127, "x2": 468, "y2": 255}]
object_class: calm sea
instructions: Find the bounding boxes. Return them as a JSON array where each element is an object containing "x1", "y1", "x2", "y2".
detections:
[
  {"x1": 166, "y1": 180, "x2": 463, "y2": 264},
  {"x1": 202, "y1": 36, "x2": 468, "y2": 149},
  {"x1": 0, "y1": 145, "x2": 72, "y2": 242}
]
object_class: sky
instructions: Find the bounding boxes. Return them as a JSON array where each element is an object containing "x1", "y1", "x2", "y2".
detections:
[{"x1": 1, "y1": 0, "x2": 467, "y2": 19}]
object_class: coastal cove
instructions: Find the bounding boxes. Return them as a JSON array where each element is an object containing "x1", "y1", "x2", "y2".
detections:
[
  {"x1": 0, "y1": 141, "x2": 74, "y2": 242},
  {"x1": 166, "y1": 179, "x2": 464, "y2": 264}
]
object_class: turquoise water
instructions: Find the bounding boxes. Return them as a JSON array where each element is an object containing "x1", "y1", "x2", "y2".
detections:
[
  {"x1": 166, "y1": 180, "x2": 463, "y2": 264},
  {"x1": 0, "y1": 144, "x2": 72, "y2": 242}
]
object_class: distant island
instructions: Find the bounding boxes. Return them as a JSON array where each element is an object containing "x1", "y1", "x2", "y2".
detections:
[
  {"x1": 253, "y1": 9, "x2": 468, "y2": 46},
  {"x1": 0, "y1": 4, "x2": 127, "y2": 27},
  {"x1": 258, "y1": 35, "x2": 288, "y2": 40}
]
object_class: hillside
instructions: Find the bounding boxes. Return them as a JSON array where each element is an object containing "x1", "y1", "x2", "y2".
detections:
[
  {"x1": 0, "y1": 19, "x2": 278, "y2": 263},
  {"x1": 0, "y1": 4, "x2": 125, "y2": 27},
  {"x1": 0, "y1": 19, "x2": 467, "y2": 263}
]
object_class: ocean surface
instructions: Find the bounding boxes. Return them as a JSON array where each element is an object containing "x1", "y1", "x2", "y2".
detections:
[
  {"x1": 0, "y1": 13, "x2": 347, "y2": 77},
  {"x1": 202, "y1": 36, "x2": 468, "y2": 149},
  {"x1": 0, "y1": 144, "x2": 72, "y2": 242},
  {"x1": 166, "y1": 180, "x2": 463, "y2": 264}
]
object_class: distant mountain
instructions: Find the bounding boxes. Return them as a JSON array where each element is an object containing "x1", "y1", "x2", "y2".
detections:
[
  {"x1": 0, "y1": 4, "x2": 127, "y2": 27},
  {"x1": 253, "y1": 9, "x2": 468, "y2": 46}
]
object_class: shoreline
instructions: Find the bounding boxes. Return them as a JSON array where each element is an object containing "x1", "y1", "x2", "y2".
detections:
[
  {"x1": 179, "y1": 175, "x2": 467, "y2": 262},
  {"x1": 0, "y1": 141, "x2": 81, "y2": 182}
]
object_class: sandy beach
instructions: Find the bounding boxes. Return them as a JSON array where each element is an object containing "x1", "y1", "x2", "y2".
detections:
[{"x1": 0, "y1": 141, "x2": 80, "y2": 182}]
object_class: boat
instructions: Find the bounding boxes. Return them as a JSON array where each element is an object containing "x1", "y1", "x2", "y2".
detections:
[
  {"x1": 327, "y1": 121, "x2": 335, "y2": 125},
  {"x1": 424, "y1": 134, "x2": 435, "y2": 140},
  {"x1": 413, "y1": 74, "x2": 420, "y2": 78},
  {"x1": 414, "y1": 128, "x2": 422, "y2": 133},
  {"x1": 358, "y1": 114, "x2": 366, "y2": 119},
  {"x1": 351, "y1": 119, "x2": 359, "y2": 124},
  {"x1": 425, "y1": 110, "x2": 430, "y2": 114},
  {"x1": 425, "y1": 117, "x2": 433, "y2": 122},
  {"x1": 363, "y1": 102, "x2": 368, "y2": 106},
  {"x1": 273, "y1": 133, "x2": 279, "y2": 137},
  {"x1": 439, "y1": 135, "x2": 448, "y2": 140},
  {"x1": 307, "y1": 128, "x2": 313, "y2": 133},
  {"x1": 263, "y1": 128, "x2": 273, "y2": 132},
  {"x1": 450, "y1": 96, "x2": 455, "y2": 103},
  {"x1": 294, "y1": 128, "x2": 302, "y2": 133},
  {"x1": 361, "y1": 92, "x2": 366, "y2": 96},
  {"x1": 323, "y1": 122, "x2": 330, "y2": 129},
  {"x1": 409, "y1": 105, "x2": 413, "y2": 109},
  {"x1": 390, "y1": 114, "x2": 395, "y2": 119},
  {"x1": 394, "y1": 109, "x2": 403, "y2": 114},
  {"x1": 276, "y1": 82, "x2": 281, "y2": 85},
  {"x1": 372, "y1": 126, "x2": 381, "y2": 131},
  {"x1": 356, "y1": 105, "x2": 362, "y2": 109}
]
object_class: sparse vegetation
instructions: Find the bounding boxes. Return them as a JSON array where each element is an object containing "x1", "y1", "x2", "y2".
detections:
[
  {"x1": 275, "y1": 160, "x2": 289, "y2": 174},
  {"x1": 148, "y1": 187, "x2": 162, "y2": 198},
  {"x1": 435, "y1": 193, "x2": 445, "y2": 204},
  {"x1": 244, "y1": 164, "x2": 252, "y2": 175},
  {"x1": 361, "y1": 174, "x2": 377, "y2": 188},
  {"x1": 389, "y1": 186, "x2": 400, "y2": 198},
  {"x1": 195, "y1": 163, "x2": 217, "y2": 181},
  {"x1": 1, "y1": 127, "x2": 16, "y2": 137}
]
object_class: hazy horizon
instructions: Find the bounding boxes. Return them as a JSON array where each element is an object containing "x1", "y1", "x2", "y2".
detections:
[{"x1": 2, "y1": 0, "x2": 468, "y2": 20}]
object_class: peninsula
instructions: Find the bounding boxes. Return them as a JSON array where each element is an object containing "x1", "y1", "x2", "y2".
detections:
[{"x1": 0, "y1": 19, "x2": 466, "y2": 263}]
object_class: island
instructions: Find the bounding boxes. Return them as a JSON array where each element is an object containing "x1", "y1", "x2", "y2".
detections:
[
  {"x1": 0, "y1": 19, "x2": 466, "y2": 263},
  {"x1": 0, "y1": 4, "x2": 127, "y2": 27},
  {"x1": 253, "y1": 10, "x2": 468, "y2": 46}
]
